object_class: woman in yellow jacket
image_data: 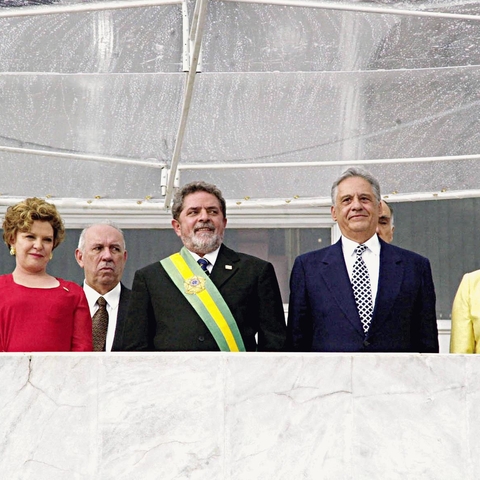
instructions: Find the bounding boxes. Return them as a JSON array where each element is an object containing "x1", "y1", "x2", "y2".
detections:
[{"x1": 450, "y1": 270, "x2": 480, "y2": 353}]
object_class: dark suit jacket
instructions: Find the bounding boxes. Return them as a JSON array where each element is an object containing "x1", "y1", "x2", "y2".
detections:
[
  {"x1": 287, "y1": 238, "x2": 439, "y2": 352},
  {"x1": 110, "y1": 283, "x2": 131, "y2": 351},
  {"x1": 120, "y1": 244, "x2": 286, "y2": 351}
]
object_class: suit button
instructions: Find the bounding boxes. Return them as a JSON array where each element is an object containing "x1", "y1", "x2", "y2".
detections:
[
  {"x1": 363, "y1": 340, "x2": 370, "y2": 347},
  {"x1": 198, "y1": 336, "x2": 205, "y2": 342}
]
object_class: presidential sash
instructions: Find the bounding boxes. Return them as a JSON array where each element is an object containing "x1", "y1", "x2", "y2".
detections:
[{"x1": 160, "y1": 247, "x2": 246, "y2": 352}]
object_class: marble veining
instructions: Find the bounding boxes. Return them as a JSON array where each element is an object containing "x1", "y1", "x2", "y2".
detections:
[{"x1": 0, "y1": 353, "x2": 479, "y2": 479}]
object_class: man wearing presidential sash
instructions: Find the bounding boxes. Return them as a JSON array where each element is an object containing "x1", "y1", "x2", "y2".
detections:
[{"x1": 120, "y1": 181, "x2": 286, "y2": 351}]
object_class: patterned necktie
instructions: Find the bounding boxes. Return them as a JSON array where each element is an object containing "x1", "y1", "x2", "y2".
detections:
[
  {"x1": 352, "y1": 244, "x2": 373, "y2": 333},
  {"x1": 197, "y1": 258, "x2": 210, "y2": 276},
  {"x1": 92, "y1": 296, "x2": 108, "y2": 351}
]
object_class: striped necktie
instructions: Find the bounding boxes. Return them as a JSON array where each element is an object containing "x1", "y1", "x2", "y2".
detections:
[{"x1": 197, "y1": 258, "x2": 210, "y2": 276}]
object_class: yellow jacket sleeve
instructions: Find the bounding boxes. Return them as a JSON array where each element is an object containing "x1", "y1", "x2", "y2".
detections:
[{"x1": 450, "y1": 271, "x2": 480, "y2": 353}]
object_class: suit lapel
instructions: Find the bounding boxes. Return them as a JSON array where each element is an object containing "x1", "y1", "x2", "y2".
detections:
[
  {"x1": 209, "y1": 244, "x2": 239, "y2": 288},
  {"x1": 368, "y1": 243, "x2": 404, "y2": 336},
  {"x1": 320, "y1": 241, "x2": 364, "y2": 336},
  {"x1": 112, "y1": 284, "x2": 130, "y2": 350}
]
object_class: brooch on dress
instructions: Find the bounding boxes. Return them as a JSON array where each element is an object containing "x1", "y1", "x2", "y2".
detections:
[{"x1": 184, "y1": 276, "x2": 206, "y2": 295}]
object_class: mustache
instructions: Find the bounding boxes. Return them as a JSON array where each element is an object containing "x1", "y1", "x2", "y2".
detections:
[
  {"x1": 100, "y1": 262, "x2": 115, "y2": 267},
  {"x1": 194, "y1": 222, "x2": 215, "y2": 232}
]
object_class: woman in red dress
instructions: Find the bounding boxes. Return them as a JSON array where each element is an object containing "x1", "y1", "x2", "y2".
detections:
[{"x1": 0, "y1": 197, "x2": 92, "y2": 351}]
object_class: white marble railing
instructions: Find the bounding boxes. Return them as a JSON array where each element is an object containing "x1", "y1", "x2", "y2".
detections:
[{"x1": 0, "y1": 352, "x2": 478, "y2": 479}]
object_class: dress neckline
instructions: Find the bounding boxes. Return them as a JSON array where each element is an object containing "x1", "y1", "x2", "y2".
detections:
[{"x1": 8, "y1": 273, "x2": 61, "y2": 290}]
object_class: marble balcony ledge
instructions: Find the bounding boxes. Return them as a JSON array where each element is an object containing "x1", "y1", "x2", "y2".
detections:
[{"x1": 0, "y1": 352, "x2": 477, "y2": 480}]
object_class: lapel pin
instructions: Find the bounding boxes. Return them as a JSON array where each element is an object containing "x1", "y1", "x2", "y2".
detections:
[{"x1": 225, "y1": 265, "x2": 233, "y2": 270}]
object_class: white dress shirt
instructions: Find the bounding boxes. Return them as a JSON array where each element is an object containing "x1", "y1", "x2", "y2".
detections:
[
  {"x1": 188, "y1": 246, "x2": 221, "y2": 275},
  {"x1": 83, "y1": 282, "x2": 121, "y2": 352},
  {"x1": 341, "y1": 234, "x2": 381, "y2": 306}
]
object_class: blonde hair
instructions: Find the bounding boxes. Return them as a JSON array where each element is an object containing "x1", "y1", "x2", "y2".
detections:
[{"x1": 2, "y1": 197, "x2": 65, "y2": 249}]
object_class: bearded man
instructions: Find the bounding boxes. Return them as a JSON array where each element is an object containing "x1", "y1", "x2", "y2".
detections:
[{"x1": 120, "y1": 181, "x2": 286, "y2": 351}]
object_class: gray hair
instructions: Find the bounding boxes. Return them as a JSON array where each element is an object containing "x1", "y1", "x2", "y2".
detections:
[
  {"x1": 331, "y1": 167, "x2": 381, "y2": 204},
  {"x1": 171, "y1": 181, "x2": 226, "y2": 221},
  {"x1": 77, "y1": 220, "x2": 126, "y2": 251}
]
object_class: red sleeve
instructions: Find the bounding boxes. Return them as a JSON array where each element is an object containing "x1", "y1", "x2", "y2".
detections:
[{"x1": 71, "y1": 285, "x2": 93, "y2": 351}]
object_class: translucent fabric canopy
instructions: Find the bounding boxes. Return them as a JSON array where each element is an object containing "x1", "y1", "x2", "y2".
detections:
[{"x1": 1, "y1": 0, "x2": 480, "y2": 218}]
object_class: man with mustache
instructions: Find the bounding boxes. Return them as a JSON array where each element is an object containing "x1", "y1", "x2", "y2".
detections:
[
  {"x1": 120, "y1": 181, "x2": 286, "y2": 351},
  {"x1": 287, "y1": 167, "x2": 438, "y2": 352},
  {"x1": 75, "y1": 222, "x2": 130, "y2": 351}
]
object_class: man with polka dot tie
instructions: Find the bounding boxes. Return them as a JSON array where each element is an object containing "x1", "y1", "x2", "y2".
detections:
[{"x1": 287, "y1": 167, "x2": 438, "y2": 353}]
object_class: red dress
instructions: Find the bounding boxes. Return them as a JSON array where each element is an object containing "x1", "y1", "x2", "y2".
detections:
[{"x1": 0, "y1": 274, "x2": 93, "y2": 352}]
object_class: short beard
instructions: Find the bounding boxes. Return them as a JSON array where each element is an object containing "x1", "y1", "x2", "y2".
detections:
[{"x1": 182, "y1": 231, "x2": 223, "y2": 255}]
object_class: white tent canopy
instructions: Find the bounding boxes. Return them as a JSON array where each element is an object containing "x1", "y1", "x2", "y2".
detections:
[{"x1": 2, "y1": 0, "x2": 480, "y2": 224}]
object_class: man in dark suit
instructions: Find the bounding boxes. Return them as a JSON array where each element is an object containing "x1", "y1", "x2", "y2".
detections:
[
  {"x1": 376, "y1": 200, "x2": 395, "y2": 243},
  {"x1": 287, "y1": 167, "x2": 438, "y2": 352},
  {"x1": 75, "y1": 222, "x2": 130, "y2": 351},
  {"x1": 120, "y1": 181, "x2": 286, "y2": 351}
]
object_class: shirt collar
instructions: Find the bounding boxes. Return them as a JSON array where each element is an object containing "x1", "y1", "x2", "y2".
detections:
[
  {"x1": 187, "y1": 245, "x2": 221, "y2": 267},
  {"x1": 83, "y1": 281, "x2": 121, "y2": 309},
  {"x1": 341, "y1": 233, "x2": 381, "y2": 257}
]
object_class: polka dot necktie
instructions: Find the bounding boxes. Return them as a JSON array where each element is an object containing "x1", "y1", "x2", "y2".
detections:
[
  {"x1": 92, "y1": 296, "x2": 109, "y2": 351},
  {"x1": 197, "y1": 258, "x2": 210, "y2": 276},
  {"x1": 352, "y1": 244, "x2": 373, "y2": 333}
]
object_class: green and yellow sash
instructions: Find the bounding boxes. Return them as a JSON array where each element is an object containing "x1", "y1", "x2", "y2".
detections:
[{"x1": 160, "y1": 247, "x2": 246, "y2": 352}]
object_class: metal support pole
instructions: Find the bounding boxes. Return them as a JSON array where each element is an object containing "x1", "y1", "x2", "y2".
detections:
[
  {"x1": 163, "y1": 0, "x2": 209, "y2": 209},
  {"x1": 0, "y1": 0, "x2": 181, "y2": 19}
]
